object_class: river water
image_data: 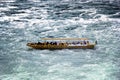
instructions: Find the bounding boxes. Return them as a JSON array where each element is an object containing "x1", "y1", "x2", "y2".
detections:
[{"x1": 0, "y1": 0, "x2": 120, "y2": 80}]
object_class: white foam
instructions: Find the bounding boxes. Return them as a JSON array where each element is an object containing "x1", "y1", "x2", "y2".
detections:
[
  {"x1": 0, "y1": 7, "x2": 9, "y2": 11},
  {"x1": 28, "y1": 0, "x2": 40, "y2": 2},
  {"x1": 0, "y1": 0, "x2": 15, "y2": 2},
  {"x1": 0, "y1": 16, "x2": 19, "y2": 22}
]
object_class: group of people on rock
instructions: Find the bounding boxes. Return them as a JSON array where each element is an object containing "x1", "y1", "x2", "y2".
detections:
[
  {"x1": 37, "y1": 41, "x2": 89, "y2": 46},
  {"x1": 37, "y1": 42, "x2": 58, "y2": 45}
]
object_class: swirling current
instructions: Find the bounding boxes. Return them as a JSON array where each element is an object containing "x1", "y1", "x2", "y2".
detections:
[{"x1": 0, "y1": 0, "x2": 120, "y2": 80}]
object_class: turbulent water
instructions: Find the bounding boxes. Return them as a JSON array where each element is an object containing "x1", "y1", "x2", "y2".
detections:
[{"x1": 0, "y1": 0, "x2": 120, "y2": 80}]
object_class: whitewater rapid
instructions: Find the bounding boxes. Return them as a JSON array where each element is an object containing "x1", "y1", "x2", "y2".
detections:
[{"x1": 0, "y1": 0, "x2": 120, "y2": 80}]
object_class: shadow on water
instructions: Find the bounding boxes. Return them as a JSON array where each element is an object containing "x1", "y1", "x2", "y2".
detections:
[{"x1": 26, "y1": 47, "x2": 97, "y2": 51}]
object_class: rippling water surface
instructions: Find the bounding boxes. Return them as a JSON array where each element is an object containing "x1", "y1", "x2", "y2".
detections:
[{"x1": 0, "y1": 0, "x2": 120, "y2": 80}]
